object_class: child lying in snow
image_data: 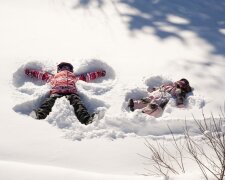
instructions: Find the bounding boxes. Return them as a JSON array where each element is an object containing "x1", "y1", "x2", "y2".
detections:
[
  {"x1": 25, "y1": 62, "x2": 106, "y2": 125},
  {"x1": 128, "y1": 79, "x2": 192, "y2": 117}
]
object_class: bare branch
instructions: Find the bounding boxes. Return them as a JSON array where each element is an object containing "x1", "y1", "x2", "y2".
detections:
[{"x1": 142, "y1": 107, "x2": 225, "y2": 180}]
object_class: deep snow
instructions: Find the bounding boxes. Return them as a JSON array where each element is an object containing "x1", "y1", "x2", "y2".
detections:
[
  {"x1": 12, "y1": 59, "x2": 206, "y2": 140},
  {"x1": 0, "y1": 0, "x2": 225, "y2": 179}
]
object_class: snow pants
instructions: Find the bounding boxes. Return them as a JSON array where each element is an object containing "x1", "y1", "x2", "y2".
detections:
[
  {"x1": 35, "y1": 93, "x2": 92, "y2": 124},
  {"x1": 132, "y1": 96, "x2": 168, "y2": 117}
]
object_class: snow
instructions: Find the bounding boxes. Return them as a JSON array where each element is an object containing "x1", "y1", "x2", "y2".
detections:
[{"x1": 0, "y1": 0, "x2": 225, "y2": 179}]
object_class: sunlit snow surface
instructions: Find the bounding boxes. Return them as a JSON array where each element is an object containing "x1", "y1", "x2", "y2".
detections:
[{"x1": 1, "y1": 0, "x2": 225, "y2": 179}]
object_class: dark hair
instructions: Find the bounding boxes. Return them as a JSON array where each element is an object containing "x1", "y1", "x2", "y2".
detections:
[
  {"x1": 57, "y1": 62, "x2": 73, "y2": 72},
  {"x1": 179, "y1": 78, "x2": 192, "y2": 93},
  {"x1": 180, "y1": 78, "x2": 189, "y2": 85}
]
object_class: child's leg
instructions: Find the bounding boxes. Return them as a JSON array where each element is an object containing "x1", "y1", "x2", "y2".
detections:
[
  {"x1": 142, "y1": 105, "x2": 163, "y2": 117},
  {"x1": 133, "y1": 96, "x2": 153, "y2": 110},
  {"x1": 133, "y1": 100, "x2": 148, "y2": 109},
  {"x1": 35, "y1": 95, "x2": 59, "y2": 119},
  {"x1": 66, "y1": 94, "x2": 92, "y2": 125}
]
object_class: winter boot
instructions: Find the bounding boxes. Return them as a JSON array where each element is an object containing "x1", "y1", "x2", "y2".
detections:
[
  {"x1": 128, "y1": 99, "x2": 134, "y2": 112},
  {"x1": 84, "y1": 113, "x2": 96, "y2": 125}
]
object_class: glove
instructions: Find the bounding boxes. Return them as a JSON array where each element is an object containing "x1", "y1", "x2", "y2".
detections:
[
  {"x1": 101, "y1": 70, "x2": 106, "y2": 77},
  {"x1": 25, "y1": 69, "x2": 30, "y2": 75},
  {"x1": 24, "y1": 69, "x2": 38, "y2": 78},
  {"x1": 97, "y1": 70, "x2": 106, "y2": 77}
]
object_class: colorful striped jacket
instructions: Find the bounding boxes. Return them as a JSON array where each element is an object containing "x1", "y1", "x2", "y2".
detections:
[{"x1": 25, "y1": 68, "x2": 106, "y2": 94}]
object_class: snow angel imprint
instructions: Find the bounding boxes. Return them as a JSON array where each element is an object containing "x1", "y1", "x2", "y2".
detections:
[{"x1": 25, "y1": 62, "x2": 106, "y2": 125}]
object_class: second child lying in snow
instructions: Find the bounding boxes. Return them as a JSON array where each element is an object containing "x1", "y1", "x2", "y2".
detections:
[{"x1": 128, "y1": 78, "x2": 193, "y2": 117}]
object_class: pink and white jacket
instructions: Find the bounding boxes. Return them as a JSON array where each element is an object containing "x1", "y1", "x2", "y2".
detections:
[
  {"x1": 132, "y1": 81, "x2": 190, "y2": 117},
  {"x1": 25, "y1": 68, "x2": 106, "y2": 95}
]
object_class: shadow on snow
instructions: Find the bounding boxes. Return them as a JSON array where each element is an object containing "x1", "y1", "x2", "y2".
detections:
[{"x1": 74, "y1": 0, "x2": 225, "y2": 56}]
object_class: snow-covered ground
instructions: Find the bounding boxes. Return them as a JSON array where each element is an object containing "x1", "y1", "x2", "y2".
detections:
[{"x1": 0, "y1": 0, "x2": 225, "y2": 179}]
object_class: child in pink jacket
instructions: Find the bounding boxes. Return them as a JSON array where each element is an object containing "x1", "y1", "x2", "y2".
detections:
[
  {"x1": 128, "y1": 79, "x2": 192, "y2": 117},
  {"x1": 25, "y1": 62, "x2": 106, "y2": 125}
]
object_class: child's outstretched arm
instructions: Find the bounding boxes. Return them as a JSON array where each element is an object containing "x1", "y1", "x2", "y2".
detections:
[
  {"x1": 25, "y1": 68, "x2": 53, "y2": 82},
  {"x1": 77, "y1": 70, "x2": 106, "y2": 82}
]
